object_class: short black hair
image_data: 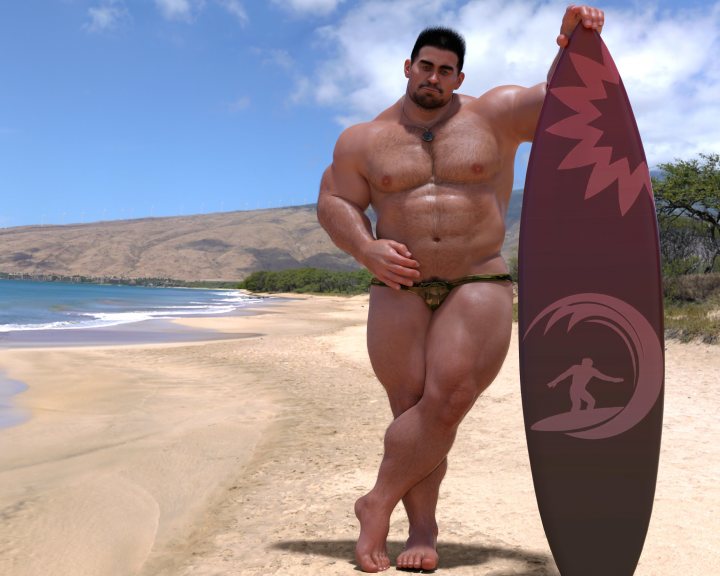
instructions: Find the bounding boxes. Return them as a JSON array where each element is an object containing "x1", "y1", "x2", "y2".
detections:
[{"x1": 411, "y1": 27, "x2": 466, "y2": 72}]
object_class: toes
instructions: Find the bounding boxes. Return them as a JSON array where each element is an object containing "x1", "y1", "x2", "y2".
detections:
[
  {"x1": 358, "y1": 554, "x2": 377, "y2": 573},
  {"x1": 421, "y1": 554, "x2": 438, "y2": 571},
  {"x1": 357, "y1": 553, "x2": 378, "y2": 573},
  {"x1": 372, "y1": 550, "x2": 389, "y2": 572},
  {"x1": 397, "y1": 551, "x2": 424, "y2": 571}
]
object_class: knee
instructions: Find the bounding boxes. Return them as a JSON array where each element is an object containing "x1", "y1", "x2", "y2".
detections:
[
  {"x1": 423, "y1": 379, "x2": 478, "y2": 428},
  {"x1": 388, "y1": 389, "x2": 423, "y2": 417}
]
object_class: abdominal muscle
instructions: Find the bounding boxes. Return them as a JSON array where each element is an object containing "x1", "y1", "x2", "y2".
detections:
[{"x1": 373, "y1": 181, "x2": 508, "y2": 280}]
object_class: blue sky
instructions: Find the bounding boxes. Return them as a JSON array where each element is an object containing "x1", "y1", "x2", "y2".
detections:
[{"x1": 1, "y1": 0, "x2": 718, "y2": 228}]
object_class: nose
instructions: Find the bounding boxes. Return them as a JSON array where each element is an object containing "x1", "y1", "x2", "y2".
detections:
[{"x1": 427, "y1": 72, "x2": 439, "y2": 84}]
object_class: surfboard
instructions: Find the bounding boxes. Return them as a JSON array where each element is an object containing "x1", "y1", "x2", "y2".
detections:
[{"x1": 518, "y1": 26, "x2": 664, "y2": 576}]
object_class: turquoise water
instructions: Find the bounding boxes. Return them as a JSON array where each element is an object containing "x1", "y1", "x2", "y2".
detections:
[
  {"x1": 0, "y1": 279, "x2": 262, "y2": 332},
  {"x1": 0, "y1": 279, "x2": 266, "y2": 428}
]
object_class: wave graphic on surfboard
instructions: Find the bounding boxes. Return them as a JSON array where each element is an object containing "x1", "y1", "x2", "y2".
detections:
[{"x1": 524, "y1": 293, "x2": 663, "y2": 440}]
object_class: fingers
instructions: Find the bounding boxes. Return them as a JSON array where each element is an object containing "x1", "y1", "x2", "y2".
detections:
[
  {"x1": 387, "y1": 240, "x2": 417, "y2": 263},
  {"x1": 558, "y1": 4, "x2": 604, "y2": 46},
  {"x1": 568, "y1": 4, "x2": 604, "y2": 30},
  {"x1": 579, "y1": 5, "x2": 604, "y2": 31},
  {"x1": 386, "y1": 241, "x2": 420, "y2": 277},
  {"x1": 377, "y1": 274, "x2": 412, "y2": 290},
  {"x1": 366, "y1": 239, "x2": 420, "y2": 289},
  {"x1": 379, "y1": 260, "x2": 421, "y2": 289}
]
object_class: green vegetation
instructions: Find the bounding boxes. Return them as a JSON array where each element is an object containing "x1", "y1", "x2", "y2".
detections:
[
  {"x1": 653, "y1": 153, "x2": 719, "y2": 276},
  {"x1": 239, "y1": 267, "x2": 372, "y2": 295},
  {"x1": 653, "y1": 154, "x2": 720, "y2": 343},
  {"x1": 663, "y1": 273, "x2": 720, "y2": 344}
]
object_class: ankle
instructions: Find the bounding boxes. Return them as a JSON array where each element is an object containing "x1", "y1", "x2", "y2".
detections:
[
  {"x1": 356, "y1": 492, "x2": 395, "y2": 519},
  {"x1": 408, "y1": 521, "x2": 439, "y2": 540}
]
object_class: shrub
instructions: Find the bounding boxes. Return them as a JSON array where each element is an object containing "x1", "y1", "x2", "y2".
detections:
[{"x1": 239, "y1": 268, "x2": 372, "y2": 295}]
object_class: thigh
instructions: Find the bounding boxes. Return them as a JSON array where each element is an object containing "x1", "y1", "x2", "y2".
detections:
[
  {"x1": 424, "y1": 281, "x2": 513, "y2": 404},
  {"x1": 367, "y1": 285, "x2": 433, "y2": 416}
]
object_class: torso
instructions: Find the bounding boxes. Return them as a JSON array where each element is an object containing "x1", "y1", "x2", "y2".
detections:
[{"x1": 361, "y1": 94, "x2": 519, "y2": 280}]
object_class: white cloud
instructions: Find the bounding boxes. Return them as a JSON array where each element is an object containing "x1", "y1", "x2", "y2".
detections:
[
  {"x1": 298, "y1": 0, "x2": 720, "y2": 167},
  {"x1": 272, "y1": 0, "x2": 344, "y2": 16},
  {"x1": 155, "y1": 0, "x2": 248, "y2": 25},
  {"x1": 84, "y1": 0, "x2": 129, "y2": 33},
  {"x1": 307, "y1": 0, "x2": 448, "y2": 124},
  {"x1": 155, "y1": 0, "x2": 203, "y2": 22},
  {"x1": 228, "y1": 95, "x2": 251, "y2": 111},
  {"x1": 252, "y1": 47, "x2": 294, "y2": 70},
  {"x1": 216, "y1": 0, "x2": 249, "y2": 25},
  {"x1": 599, "y1": 2, "x2": 720, "y2": 165}
]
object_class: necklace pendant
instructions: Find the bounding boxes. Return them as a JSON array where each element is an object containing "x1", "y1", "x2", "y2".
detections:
[{"x1": 422, "y1": 130, "x2": 434, "y2": 142}]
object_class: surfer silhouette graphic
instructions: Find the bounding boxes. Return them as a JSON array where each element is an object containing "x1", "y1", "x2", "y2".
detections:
[
  {"x1": 531, "y1": 356, "x2": 629, "y2": 434},
  {"x1": 547, "y1": 357, "x2": 623, "y2": 412}
]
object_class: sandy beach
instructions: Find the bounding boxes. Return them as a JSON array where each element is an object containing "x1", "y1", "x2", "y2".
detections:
[{"x1": 0, "y1": 294, "x2": 717, "y2": 575}]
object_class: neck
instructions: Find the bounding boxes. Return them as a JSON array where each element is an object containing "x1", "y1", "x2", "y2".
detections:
[{"x1": 402, "y1": 93, "x2": 455, "y2": 128}]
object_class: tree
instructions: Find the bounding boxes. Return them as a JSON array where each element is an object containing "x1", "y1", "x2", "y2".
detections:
[{"x1": 652, "y1": 153, "x2": 720, "y2": 274}]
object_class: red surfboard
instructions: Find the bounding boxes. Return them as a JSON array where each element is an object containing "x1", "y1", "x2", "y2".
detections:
[{"x1": 518, "y1": 27, "x2": 664, "y2": 576}]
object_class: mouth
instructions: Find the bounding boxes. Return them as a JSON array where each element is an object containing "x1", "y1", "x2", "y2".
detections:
[{"x1": 420, "y1": 85, "x2": 442, "y2": 93}]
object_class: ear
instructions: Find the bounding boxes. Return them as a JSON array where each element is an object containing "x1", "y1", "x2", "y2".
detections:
[
  {"x1": 404, "y1": 59, "x2": 411, "y2": 78},
  {"x1": 455, "y1": 71, "x2": 465, "y2": 89}
]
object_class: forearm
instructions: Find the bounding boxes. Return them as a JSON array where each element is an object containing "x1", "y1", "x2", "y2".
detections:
[{"x1": 317, "y1": 194, "x2": 375, "y2": 265}]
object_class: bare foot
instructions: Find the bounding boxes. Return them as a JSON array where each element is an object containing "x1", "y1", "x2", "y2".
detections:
[
  {"x1": 396, "y1": 527, "x2": 439, "y2": 572},
  {"x1": 354, "y1": 495, "x2": 391, "y2": 572}
]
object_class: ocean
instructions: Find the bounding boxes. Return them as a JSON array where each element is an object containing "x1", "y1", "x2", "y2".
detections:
[
  {"x1": 0, "y1": 278, "x2": 263, "y2": 333},
  {"x1": 0, "y1": 279, "x2": 267, "y2": 428}
]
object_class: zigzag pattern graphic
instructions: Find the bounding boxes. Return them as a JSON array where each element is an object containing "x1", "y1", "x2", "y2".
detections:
[{"x1": 546, "y1": 43, "x2": 652, "y2": 216}]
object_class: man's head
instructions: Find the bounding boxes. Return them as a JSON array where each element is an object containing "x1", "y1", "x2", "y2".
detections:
[
  {"x1": 411, "y1": 27, "x2": 466, "y2": 72},
  {"x1": 405, "y1": 27, "x2": 466, "y2": 110}
]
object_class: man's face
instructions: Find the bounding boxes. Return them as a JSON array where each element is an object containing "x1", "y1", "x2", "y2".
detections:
[{"x1": 405, "y1": 46, "x2": 465, "y2": 109}]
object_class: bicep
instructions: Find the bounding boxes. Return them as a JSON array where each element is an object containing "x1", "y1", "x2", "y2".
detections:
[
  {"x1": 510, "y1": 83, "x2": 546, "y2": 142},
  {"x1": 474, "y1": 84, "x2": 546, "y2": 144},
  {"x1": 318, "y1": 130, "x2": 372, "y2": 212}
]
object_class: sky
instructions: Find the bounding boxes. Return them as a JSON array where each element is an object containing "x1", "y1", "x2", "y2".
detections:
[{"x1": 1, "y1": 0, "x2": 718, "y2": 228}]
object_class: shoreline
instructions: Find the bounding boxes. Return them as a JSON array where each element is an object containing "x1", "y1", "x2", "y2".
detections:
[
  {"x1": 0, "y1": 297, "x2": 285, "y2": 430},
  {"x1": 0, "y1": 294, "x2": 717, "y2": 575}
]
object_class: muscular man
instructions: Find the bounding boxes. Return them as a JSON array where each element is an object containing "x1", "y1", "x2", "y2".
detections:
[{"x1": 317, "y1": 5, "x2": 604, "y2": 572}]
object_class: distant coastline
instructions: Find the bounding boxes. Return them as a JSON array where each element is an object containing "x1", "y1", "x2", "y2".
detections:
[{"x1": 0, "y1": 271, "x2": 240, "y2": 289}]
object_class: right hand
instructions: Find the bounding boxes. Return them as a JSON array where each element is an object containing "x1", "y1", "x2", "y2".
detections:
[
  {"x1": 556, "y1": 4, "x2": 604, "y2": 47},
  {"x1": 361, "y1": 239, "x2": 421, "y2": 290}
]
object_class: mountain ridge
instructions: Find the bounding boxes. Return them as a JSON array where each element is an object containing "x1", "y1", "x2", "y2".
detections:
[{"x1": 1, "y1": 193, "x2": 523, "y2": 282}]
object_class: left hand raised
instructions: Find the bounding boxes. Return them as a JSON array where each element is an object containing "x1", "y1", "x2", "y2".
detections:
[{"x1": 557, "y1": 4, "x2": 605, "y2": 47}]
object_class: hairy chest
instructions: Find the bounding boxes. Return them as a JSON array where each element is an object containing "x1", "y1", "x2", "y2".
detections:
[{"x1": 365, "y1": 116, "x2": 503, "y2": 193}]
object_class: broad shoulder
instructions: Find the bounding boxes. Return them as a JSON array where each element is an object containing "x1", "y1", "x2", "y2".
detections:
[
  {"x1": 333, "y1": 104, "x2": 402, "y2": 161},
  {"x1": 467, "y1": 84, "x2": 542, "y2": 113},
  {"x1": 464, "y1": 84, "x2": 546, "y2": 141}
]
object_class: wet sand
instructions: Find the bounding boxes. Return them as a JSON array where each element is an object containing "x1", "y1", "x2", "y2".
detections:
[{"x1": 0, "y1": 294, "x2": 717, "y2": 575}]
